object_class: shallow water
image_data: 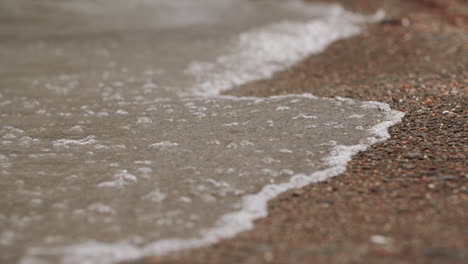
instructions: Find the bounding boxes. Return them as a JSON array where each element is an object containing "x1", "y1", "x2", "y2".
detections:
[{"x1": 0, "y1": 1, "x2": 401, "y2": 263}]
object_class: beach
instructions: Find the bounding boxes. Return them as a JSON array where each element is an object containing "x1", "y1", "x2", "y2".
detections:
[{"x1": 131, "y1": 0, "x2": 467, "y2": 263}]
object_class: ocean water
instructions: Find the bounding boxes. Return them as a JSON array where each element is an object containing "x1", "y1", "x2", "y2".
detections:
[{"x1": 0, "y1": 1, "x2": 403, "y2": 263}]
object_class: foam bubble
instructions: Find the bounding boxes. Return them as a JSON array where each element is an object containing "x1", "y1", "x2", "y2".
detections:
[
  {"x1": 148, "y1": 141, "x2": 179, "y2": 149},
  {"x1": 52, "y1": 136, "x2": 97, "y2": 148},
  {"x1": 97, "y1": 170, "x2": 138, "y2": 188}
]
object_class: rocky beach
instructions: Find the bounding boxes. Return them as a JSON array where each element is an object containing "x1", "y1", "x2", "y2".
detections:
[{"x1": 130, "y1": 0, "x2": 467, "y2": 263}]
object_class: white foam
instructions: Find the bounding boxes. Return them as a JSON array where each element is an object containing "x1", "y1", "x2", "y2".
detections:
[
  {"x1": 97, "y1": 170, "x2": 138, "y2": 188},
  {"x1": 186, "y1": 6, "x2": 383, "y2": 96},
  {"x1": 292, "y1": 113, "x2": 319, "y2": 120},
  {"x1": 148, "y1": 141, "x2": 179, "y2": 149},
  {"x1": 52, "y1": 136, "x2": 97, "y2": 148},
  {"x1": 142, "y1": 189, "x2": 167, "y2": 203},
  {"x1": 137, "y1": 117, "x2": 153, "y2": 124},
  {"x1": 88, "y1": 203, "x2": 115, "y2": 215},
  {"x1": 279, "y1": 148, "x2": 293, "y2": 153}
]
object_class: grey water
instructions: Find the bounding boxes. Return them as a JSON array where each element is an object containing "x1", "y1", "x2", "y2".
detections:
[{"x1": 0, "y1": 1, "x2": 402, "y2": 263}]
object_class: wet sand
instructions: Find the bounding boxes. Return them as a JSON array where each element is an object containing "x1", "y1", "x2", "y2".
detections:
[{"x1": 128, "y1": 0, "x2": 467, "y2": 263}]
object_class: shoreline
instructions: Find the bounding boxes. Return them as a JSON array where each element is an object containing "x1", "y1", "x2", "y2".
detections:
[{"x1": 129, "y1": 0, "x2": 467, "y2": 263}]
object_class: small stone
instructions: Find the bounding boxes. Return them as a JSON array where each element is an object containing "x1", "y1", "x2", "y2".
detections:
[
  {"x1": 437, "y1": 176, "x2": 456, "y2": 181},
  {"x1": 292, "y1": 189, "x2": 304, "y2": 197},
  {"x1": 404, "y1": 152, "x2": 423, "y2": 159},
  {"x1": 401, "y1": 164, "x2": 416, "y2": 169},
  {"x1": 410, "y1": 193, "x2": 423, "y2": 199},
  {"x1": 370, "y1": 235, "x2": 392, "y2": 245},
  {"x1": 344, "y1": 191, "x2": 358, "y2": 197},
  {"x1": 380, "y1": 18, "x2": 401, "y2": 25},
  {"x1": 425, "y1": 246, "x2": 450, "y2": 258},
  {"x1": 401, "y1": 18, "x2": 411, "y2": 27}
]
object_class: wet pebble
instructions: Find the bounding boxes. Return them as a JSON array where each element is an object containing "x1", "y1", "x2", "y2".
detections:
[
  {"x1": 436, "y1": 176, "x2": 456, "y2": 181},
  {"x1": 404, "y1": 152, "x2": 423, "y2": 159},
  {"x1": 401, "y1": 164, "x2": 416, "y2": 169},
  {"x1": 292, "y1": 189, "x2": 304, "y2": 197}
]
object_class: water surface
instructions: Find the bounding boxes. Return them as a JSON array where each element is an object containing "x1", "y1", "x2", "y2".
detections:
[{"x1": 0, "y1": 1, "x2": 401, "y2": 263}]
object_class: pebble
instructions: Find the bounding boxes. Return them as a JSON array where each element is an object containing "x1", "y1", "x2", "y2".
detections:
[
  {"x1": 370, "y1": 235, "x2": 392, "y2": 245},
  {"x1": 436, "y1": 176, "x2": 456, "y2": 181},
  {"x1": 404, "y1": 152, "x2": 423, "y2": 159},
  {"x1": 292, "y1": 189, "x2": 304, "y2": 197},
  {"x1": 401, "y1": 164, "x2": 416, "y2": 169}
]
